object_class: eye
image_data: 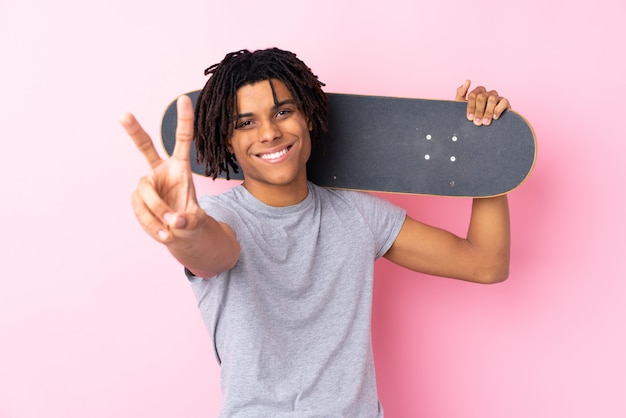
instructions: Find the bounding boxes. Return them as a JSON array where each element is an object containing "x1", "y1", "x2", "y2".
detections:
[
  {"x1": 235, "y1": 119, "x2": 253, "y2": 129},
  {"x1": 276, "y1": 108, "x2": 293, "y2": 120}
]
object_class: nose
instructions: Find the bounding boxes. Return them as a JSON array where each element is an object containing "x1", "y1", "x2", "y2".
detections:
[{"x1": 259, "y1": 119, "x2": 281, "y2": 143}]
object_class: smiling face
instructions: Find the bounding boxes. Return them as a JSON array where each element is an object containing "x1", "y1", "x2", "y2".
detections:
[{"x1": 227, "y1": 79, "x2": 313, "y2": 206}]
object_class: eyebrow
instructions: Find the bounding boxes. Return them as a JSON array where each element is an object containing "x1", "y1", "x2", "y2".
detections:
[{"x1": 234, "y1": 99, "x2": 297, "y2": 121}]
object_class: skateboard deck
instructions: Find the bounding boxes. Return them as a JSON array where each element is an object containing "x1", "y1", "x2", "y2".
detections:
[{"x1": 161, "y1": 90, "x2": 536, "y2": 197}]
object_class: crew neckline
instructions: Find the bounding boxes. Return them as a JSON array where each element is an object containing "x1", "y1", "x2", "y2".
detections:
[{"x1": 235, "y1": 182, "x2": 315, "y2": 215}]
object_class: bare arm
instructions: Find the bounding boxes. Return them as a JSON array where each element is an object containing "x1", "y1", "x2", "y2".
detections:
[
  {"x1": 384, "y1": 196, "x2": 510, "y2": 284},
  {"x1": 120, "y1": 95, "x2": 240, "y2": 278},
  {"x1": 384, "y1": 81, "x2": 512, "y2": 284}
]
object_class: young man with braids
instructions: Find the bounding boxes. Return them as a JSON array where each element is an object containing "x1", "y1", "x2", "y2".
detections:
[{"x1": 120, "y1": 48, "x2": 511, "y2": 417}]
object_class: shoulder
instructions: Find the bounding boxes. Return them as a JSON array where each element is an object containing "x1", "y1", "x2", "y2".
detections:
[
  {"x1": 310, "y1": 182, "x2": 376, "y2": 204},
  {"x1": 310, "y1": 184, "x2": 407, "y2": 259},
  {"x1": 309, "y1": 183, "x2": 406, "y2": 230},
  {"x1": 312, "y1": 183, "x2": 401, "y2": 213},
  {"x1": 197, "y1": 186, "x2": 249, "y2": 226}
]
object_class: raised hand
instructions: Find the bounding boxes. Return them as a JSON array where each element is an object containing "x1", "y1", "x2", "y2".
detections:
[
  {"x1": 456, "y1": 80, "x2": 511, "y2": 126},
  {"x1": 120, "y1": 95, "x2": 203, "y2": 243}
]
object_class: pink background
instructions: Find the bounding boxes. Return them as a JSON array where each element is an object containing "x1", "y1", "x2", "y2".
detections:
[{"x1": 1, "y1": 0, "x2": 625, "y2": 416}]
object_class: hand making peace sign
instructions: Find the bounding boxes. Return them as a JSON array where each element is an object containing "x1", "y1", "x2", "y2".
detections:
[{"x1": 120, "y1": 95, "x2": 204, "y2": 244}]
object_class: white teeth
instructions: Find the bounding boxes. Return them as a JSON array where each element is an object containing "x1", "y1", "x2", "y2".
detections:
[{"x1": 259, "y1": 148, "x2": 288, "y2": 160}]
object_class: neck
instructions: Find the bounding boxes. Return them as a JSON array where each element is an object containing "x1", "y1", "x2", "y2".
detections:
[{"x1": 242, "y1": 178, "x2": 309, "y2": 207}]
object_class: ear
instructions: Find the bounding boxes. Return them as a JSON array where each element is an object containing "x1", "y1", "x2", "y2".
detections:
[{"x1": 307, "y1": 117, "x2": 313, "y2": 131}]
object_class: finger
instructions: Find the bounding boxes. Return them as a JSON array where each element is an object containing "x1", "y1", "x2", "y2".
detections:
[
  {"x1": 492, "y1": 98, "x2": 511, "y2": 120},
  {"x1": 132, "y1": 176, "x2": 176, "y2": 241},
  {"x1": 481, "y1": 93, "x2": 501, "y2": 126},
  {"x1": 133, "y1": 181, "x2": 194, "y2": 242},
  {"x1": 131, "y1": 186, "x2": 170, "y2": 242},
  {"x1": 119, "y1": 112, "x2": 163, "y2": 169},
  {"x1": 455, "y1": 80, "x2": 471, "y2": 102},
  {"x1": 171, "y1": 95, "x2": 194, "y2": 162},
  {"x1": 467, "y1": 86, "x2": 487, "y2": 125},
  {"x1": 466, "y1": 86, "x2": 486, "y2": 123}
]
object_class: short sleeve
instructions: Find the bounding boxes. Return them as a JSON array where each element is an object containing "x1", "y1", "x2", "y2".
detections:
[{"x1": 337, "y1": 191, "x2": 406, "y2": 259}]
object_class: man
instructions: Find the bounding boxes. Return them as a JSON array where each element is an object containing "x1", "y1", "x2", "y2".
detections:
[{"x1": 120, "y1": 48, "x2": 511, "y2": 417}]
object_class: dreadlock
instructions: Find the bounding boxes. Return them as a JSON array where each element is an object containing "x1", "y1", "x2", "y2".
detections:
[{"x1": 194, "y1": 48, "x2": 329, "y2": 179}]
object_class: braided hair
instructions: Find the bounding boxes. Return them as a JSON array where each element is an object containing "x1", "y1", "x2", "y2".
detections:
[{"x1": 194, "y1": 48, "x2": 329, "y2": 179}]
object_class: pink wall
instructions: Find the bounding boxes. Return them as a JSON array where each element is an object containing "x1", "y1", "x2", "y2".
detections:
[{"x1": 1, "y1": 0, "x2": 625, "y2": 416}]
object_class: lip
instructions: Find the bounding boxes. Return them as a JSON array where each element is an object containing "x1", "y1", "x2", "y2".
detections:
[{"x1": 254, "y1": 144, "x2": 294, "y2": 163}]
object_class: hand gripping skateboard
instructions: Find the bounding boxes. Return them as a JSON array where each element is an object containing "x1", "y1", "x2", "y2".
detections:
[{"x1": 161, "y1": 91, "x2": 536, "y2": 197}]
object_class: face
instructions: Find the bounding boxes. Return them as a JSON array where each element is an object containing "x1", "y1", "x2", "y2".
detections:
[{"x1": 227, "y1": 79, "x2": 312, "y2": 205}]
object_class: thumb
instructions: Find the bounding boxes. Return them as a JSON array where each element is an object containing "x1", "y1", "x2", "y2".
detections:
[
  {"x1": 455, "y1": 79, "x2": 471, "y2": 101},
  {"x1": 164, "y1": 212, "x2": 188, "y2": 230}
]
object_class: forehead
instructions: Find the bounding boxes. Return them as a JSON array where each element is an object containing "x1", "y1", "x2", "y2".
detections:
[{"x1": 235, "y1": 79, "x2": 294, "y2": 111}]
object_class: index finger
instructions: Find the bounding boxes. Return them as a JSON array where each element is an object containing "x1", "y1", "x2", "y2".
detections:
[
  {"x1": 119, "y1": 112, "x2": 163, "y2": 169},
  {"x1": 171, "y1": 95, "x2": 194, "y2": 162}
]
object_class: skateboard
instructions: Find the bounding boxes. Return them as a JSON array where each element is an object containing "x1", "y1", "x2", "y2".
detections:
[{"x1": 161, "y1": 90, "x2": 536, "y2": 197}]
